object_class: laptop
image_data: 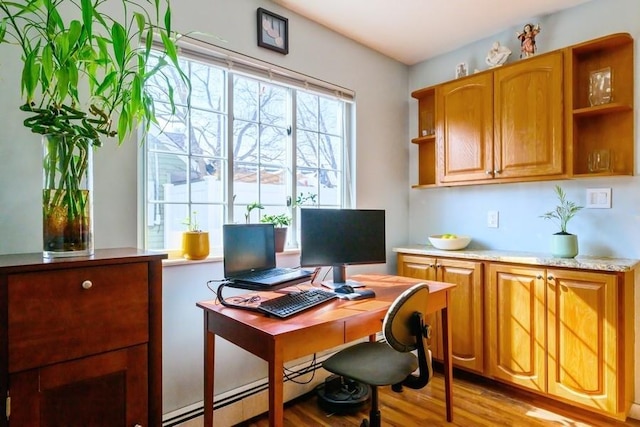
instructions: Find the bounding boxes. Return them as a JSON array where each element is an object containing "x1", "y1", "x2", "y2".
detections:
[{"x1": 223, "y1": 223, "x2": 313, "y2": 289}]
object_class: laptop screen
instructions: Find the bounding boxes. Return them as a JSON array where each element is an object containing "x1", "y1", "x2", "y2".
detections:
[{"x1": 223, "y1": 224, "x2": 276, "y2": 277}]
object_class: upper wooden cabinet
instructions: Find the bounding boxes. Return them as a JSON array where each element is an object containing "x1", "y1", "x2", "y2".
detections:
[
  {"x1": 436, "y1": 73, "x2": 494, "y2": 183},
  {"x1": 411, "y1": 87, "x2": 437, "y2": 187},
  {"x1": 494, "y1": 52, "x2": 564, "y2": 179},
  {"x1": 411, "y1": 33, "x2": 634, "y2": 188},
  {"x1": 565, "y1": 33, "x2": 634, "y2": 176}
]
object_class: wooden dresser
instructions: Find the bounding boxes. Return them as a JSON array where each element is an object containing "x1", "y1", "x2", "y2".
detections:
[{"x1": 0, "y1": 248, "x2": 166, "y2": 427}]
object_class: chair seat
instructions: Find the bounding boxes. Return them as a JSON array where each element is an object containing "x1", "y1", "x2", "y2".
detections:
[{"x1": 323, "y1": 342, "x2": 418, "y2": 386}]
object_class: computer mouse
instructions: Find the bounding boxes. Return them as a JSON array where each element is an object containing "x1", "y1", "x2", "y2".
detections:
[
  {"x1": 345, "y1": 289, "x2": 376, "y2": 300},
  {"x1": 335, "y1": 285, "x2": 355, "y2": 294}
]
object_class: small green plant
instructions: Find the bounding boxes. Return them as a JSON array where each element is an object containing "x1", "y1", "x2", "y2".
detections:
[
  {"x1": 245, "y1": 202, "x2": 264, "y2": 224},
  {"x1": 540, "y1": 185, "x2": 583, "y2": 234},
  {"x1": 289, "y1": 192, "x2": 317, "y2": 208},
  {"x1": 260, "y1": 213, "x2": 291, "y2": 228},
  {"x1": 182, "y1": 211, "x2": 201, "y2": 232}
]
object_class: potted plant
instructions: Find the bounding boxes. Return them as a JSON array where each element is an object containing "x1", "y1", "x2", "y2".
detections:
[
  {"x1": 540, "y1": 185, "x2": 583, "y2": 258},
  {"x1": 182, "y1": 212, "x2": 209, "y2": 260},
  {"x1": 0, "y1": 0, "x2": 188, "y2": 257},
  {"x1": 259, "y1": 193, "x2": 316, "y2": 252},
  {"x1": 260, "y1": 213, "x2": 291, "y2": 252}
]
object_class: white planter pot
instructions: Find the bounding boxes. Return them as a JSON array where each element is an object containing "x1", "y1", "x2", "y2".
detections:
[{"x1": 550, "y1": 234, "x2": 578, "y2": 258}]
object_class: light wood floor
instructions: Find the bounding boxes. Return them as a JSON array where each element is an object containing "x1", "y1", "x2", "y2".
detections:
[{"x1": 237, "y1": 372, "x2": 640, "y2": 427}]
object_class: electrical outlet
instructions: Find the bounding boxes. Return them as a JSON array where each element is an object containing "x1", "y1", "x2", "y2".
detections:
[{"x1": 487, "y1": 210, "x2": 499, "y2": 228}]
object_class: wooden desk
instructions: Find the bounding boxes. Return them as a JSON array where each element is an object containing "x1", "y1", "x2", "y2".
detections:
[{"x1": 197, "y1": 274, "x2": 456, "y2": 426}]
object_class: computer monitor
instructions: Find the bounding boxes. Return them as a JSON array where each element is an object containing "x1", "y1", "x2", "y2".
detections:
[{"x1": 300, "y1": 208, "x2": 386, "y2": 287}]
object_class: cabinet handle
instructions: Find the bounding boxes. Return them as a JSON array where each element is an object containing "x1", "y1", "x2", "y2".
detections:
[
  {"x1": 485, "y1": 170, "x2": 493, "y2": 175},
  {"x1": 494, "y1": 169, "x2": 502, "y2": 174},
  {"x1": 428, "y1": 264, "x2": 435, "y2": 268},
  {"x1": 536, "y1": 275, "x2": 543, "y2": 280},
  {"x1": 436, "y1": 263, "x2": 442, "y2": 268},
  {"x1": 547, "y1": 275, "x2": 554, "y2": 281},
  {"x1": 81, "y1": 280, "x2": 93, "y2": 290}
]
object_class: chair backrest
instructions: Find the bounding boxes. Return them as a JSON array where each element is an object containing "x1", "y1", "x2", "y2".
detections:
[
  {"x1": 383, "y1": 283, "x2": 430, "y2": 352},
  {"x1": 382, "y1": 282, "x2": 433, "y2": 389}
]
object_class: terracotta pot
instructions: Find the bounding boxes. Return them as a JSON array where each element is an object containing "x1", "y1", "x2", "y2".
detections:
[
  {"x1": 274, "y1": 227, "x2": 288, "y2": 253},
  {"x1": 182, "y1": 231, "x2": 210, "y2": 260}
]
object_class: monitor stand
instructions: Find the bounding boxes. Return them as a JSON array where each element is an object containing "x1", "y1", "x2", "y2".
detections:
[{"x1": 320, "y1": 264, "x2": 365, "y2": 289}]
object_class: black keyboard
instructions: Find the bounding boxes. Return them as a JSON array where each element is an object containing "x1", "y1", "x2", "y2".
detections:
[{"x1": 258, "y1": 289, "x2": 337, "y2": 318}]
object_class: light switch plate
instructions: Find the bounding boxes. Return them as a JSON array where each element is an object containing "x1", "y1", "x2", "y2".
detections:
[
  {"x1": 487, "y1": 210, "x2": 499, "y2": 228},
  {"x1": 586, "y1": 188, "x2": 611, "y2": 209}
]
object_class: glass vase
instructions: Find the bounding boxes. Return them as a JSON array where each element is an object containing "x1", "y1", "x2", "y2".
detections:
[{"x1": 42, "y1": 134, "x2": 94, "y2": 258}]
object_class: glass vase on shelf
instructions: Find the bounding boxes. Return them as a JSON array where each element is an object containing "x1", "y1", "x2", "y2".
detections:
[
  {"x1": 588, "y1": 67, "x2": 612, "y2": 106},
  {"x1": 42, "y1": 134, "x2": 94, "y2": 258}
]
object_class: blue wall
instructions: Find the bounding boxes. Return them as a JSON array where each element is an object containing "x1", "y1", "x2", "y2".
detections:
[{"x1": 408, "y1": 0, "x2": 640, "y2": 259}]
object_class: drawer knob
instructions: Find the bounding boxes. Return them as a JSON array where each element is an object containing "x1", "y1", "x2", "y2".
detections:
[{"x1": 81, "y1": 280, "x2": 93, "y2": 290}]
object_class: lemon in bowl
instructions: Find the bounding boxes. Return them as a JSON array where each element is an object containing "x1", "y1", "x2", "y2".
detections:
[{"x1": 428, "y1": 234, "x2": 471, "y2": 250}]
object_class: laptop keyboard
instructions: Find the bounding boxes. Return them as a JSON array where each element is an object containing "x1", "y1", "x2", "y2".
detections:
[
  {"x1": 258, "y1": 289, "x2": 337, "y2": 318},
  {"x1": 238, "y1": 268, "x2": 293, "y2": 281}
]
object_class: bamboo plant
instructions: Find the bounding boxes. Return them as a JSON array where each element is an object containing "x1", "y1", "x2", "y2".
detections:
[{"x1": 0, "y1": 0, "x2": 189, "y2": 253}]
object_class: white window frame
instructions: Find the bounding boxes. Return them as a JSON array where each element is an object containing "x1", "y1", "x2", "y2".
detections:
[{"x1": 139, "y1": 38, "x2": 356, "y2": 256}]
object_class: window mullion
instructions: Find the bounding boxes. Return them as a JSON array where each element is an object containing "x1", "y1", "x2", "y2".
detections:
[
  {"x1": 226, "y1": 72, "x2": 235, "y2": 224},
  {"x1": 290, "y1": 90, "x2": 299, "y2": 244}
]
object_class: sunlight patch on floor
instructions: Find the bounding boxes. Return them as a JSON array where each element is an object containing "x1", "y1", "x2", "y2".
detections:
[{"x1": 526, "y1": 408, "x2": 591, "y2": 426}]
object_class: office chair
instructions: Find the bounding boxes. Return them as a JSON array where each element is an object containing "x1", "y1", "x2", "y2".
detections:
[{"x1": 322, "y1": 283, "x2": 433, "y2": 427}]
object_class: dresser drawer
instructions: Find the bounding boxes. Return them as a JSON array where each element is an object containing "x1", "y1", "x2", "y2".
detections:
[{"x1": 8, "y1": 263, "x2": 149, "y2": 372}]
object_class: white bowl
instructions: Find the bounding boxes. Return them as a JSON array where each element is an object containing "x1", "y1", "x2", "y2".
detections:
[{"x1": 428, "y1": 234, "x2": 471, "y2": 250}]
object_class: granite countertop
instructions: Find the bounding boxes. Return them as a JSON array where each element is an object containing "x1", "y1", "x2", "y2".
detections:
[{"x1": 393, "y1": 245, "x2": 640, "y2": 272}]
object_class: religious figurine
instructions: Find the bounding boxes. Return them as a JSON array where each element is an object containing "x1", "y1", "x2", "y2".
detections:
[
  {"x1": 517, "y1": 23, "x2": 541, "y2": 58},
  {"x1": 485, "y1": 41, "x2": 512, "y2": 68}
]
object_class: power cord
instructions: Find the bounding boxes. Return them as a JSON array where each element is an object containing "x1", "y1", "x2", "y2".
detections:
[
  {"x1": 212, "y1": 281, "x2": 263, "y2": 314},
  {"x1": 284, "y1": 353, "x2": 320, "y2": 384}
]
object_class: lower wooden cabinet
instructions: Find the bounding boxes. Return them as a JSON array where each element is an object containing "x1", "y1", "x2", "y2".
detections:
[
  {"x1": 9, "y1": 345, "x2": 148, "y2": 426},
  {"x1": 397, "y1": 254, "x2": 484, "y2": 373},
  {"x1": 0, "y1": 248, "x2": 166, "y2": 427},
  {"x1": 486, "y1": 263, "x2": 634, "y2": 420},
  {"x1": 397, "y1": 251, "x2": 635, "y2": 421},
  {"x1": 486, "y1": 264, "x2": 546, "y2": 392}
]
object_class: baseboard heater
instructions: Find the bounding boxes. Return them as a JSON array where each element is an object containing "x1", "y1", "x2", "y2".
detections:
[
  {"x1": 162, "y1": 335, "x2": 382, "y2": 427},
  {"x1": 162, "y1": 358, "x2": 329, "y2": 427}
]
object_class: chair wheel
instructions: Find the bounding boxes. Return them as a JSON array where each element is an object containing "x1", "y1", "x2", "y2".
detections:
[{"x1": 360, "y1": 420, "x2": 369, "y2": 427}]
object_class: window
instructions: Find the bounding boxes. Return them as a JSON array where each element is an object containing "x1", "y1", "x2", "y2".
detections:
[{"x1": 143, "y1": 47, "x2": 353, "y2": 254}]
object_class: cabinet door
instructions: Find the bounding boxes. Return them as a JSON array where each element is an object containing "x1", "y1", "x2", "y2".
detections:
[
  {"x1": 436, "y1": 73, "x2": 494, "y2": 183},
  {"x1": 436, "y1": 259, "x2": 484, "y2": 373},
  {"x1": 397, "y1": 254, "x2": 437, "y2": 281},
  {"x1": 494, "y1": 52, "x2": 564, "y2": 178},
  {"x1": 9, "y1": 345, "x2": 147, "y2": 427},
  {"x1": 546, "y1": 269, "x2": 619, "y2": 413},
  {"x1": 397, "y1": 254, "x2": 439, "y2": 356},
  {"x1": 487, "y1": 264, "x2": 546, "y2": 392}
]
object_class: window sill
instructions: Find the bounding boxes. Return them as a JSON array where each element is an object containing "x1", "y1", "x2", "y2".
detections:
[{"x1": 161, "y1": 248, "x2": 301, "y2": 268}]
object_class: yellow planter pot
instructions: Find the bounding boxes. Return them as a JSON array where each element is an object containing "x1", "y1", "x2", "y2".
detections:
[{"x1": 182, "y1": 232, "x2": 210, "y2": 260}]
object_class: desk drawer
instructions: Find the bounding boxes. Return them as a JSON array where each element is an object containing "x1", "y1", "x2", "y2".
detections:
[
  {"x1": 345, "y1": 309, "x2": 385, "y2": 342},
  {"x1": 8, "y1": 263, "x2": 149, "y2": 372}
]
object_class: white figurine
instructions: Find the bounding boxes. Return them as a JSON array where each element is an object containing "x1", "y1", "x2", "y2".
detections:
[{"x1": 486, "y1": 41, "x2": 512, "y2": 68}]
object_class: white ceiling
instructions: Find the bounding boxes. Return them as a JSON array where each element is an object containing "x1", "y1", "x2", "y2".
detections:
[{"x1": 272, "y1": 0, "x2": 593, "y2": 65}]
